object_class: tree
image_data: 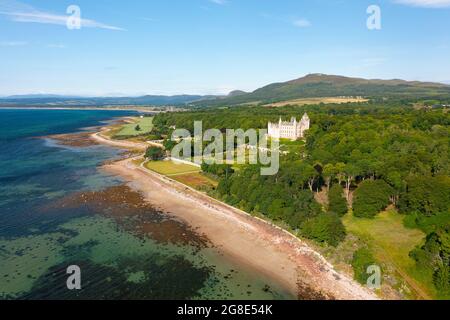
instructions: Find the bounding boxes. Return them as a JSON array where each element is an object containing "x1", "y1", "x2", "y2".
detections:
[
  {"x1": 135, "y1": 124, "x2": 141, "y2": 131},
  {"x1": 385, "y1": 171, "x2": 403, "y2": 206},
  {"x1": 335, "y1": 162, "x2": 346, "y2": 186},
  {"x1": 201, "y1": 163, "x2": 234, "y2": 178},
  {"x1": 301, "y1": 212, "x2": 346, "y2": 246},
  {"x1": 344, "y1": 163, "x2": 360, "y2": 201},
  {"x1": 322, "y1": 163, "x2": 336, "y2": 191},
  {"x1": 353, "y1": 180, "x2": 393, "y2": 218},
  {"x1": 301, "y1": 163, "x2": 318, "y2": 192},
  {"x1": 163, "y1": 139, "x2": 177, "y2": 152},
  {"x1": 398, "y1": 175, "x2": 450, "y2": 217},
  {"x1": 328, "y1": 184, "x2": 348, "y2": 216},
  {"x1": 410, "y1": 226, "x2": 450, "y2": 296},
  {"x1": 145, "y1": 146, "x2": 164, "y2": 161}
]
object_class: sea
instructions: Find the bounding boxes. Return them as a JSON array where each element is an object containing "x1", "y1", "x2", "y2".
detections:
[{"x1": 0, "y1": 108, "x2": 294, "y2": 300}]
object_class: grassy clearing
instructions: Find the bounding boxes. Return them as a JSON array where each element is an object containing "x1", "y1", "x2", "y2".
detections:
[
  {"x1": 115, "y1": 117, "x2": 153, "y2": 137},
  {"x1": 144, "y1": 160, "x2": 200, "y2": 176},
  {"x1": 342, "y1": 209, "x2": 434, "y2": 299}
]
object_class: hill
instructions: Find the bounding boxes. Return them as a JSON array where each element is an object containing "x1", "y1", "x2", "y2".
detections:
[{"x1": 195, "y1": 74, "x2": 450, "y2": 106}]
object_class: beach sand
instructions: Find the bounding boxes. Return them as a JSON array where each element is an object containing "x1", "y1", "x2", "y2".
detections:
[{"x1": 101, "y1": 155, "x2": 378, "y2": 300}]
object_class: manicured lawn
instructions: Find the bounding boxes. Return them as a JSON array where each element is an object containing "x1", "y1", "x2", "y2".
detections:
[
  {"x1": 115, "y1": 117, "x2": 153, "y2": 137},
  {"x1": 144, "y1": 160, "x2": 200, "y2": 176},
  {"x1": 343, "y1": 209, "x2": 434, "y2": 299}
]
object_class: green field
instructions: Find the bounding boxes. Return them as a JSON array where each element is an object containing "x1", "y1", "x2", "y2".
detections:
[
  {"x1": 144, "y1": 160, "x2": 200, "y2": 176},
  {"x1": 343, "y1": 209, "x2": 433, "y2": 299},
  {"x1": 115, "y1": 117, "x2": 153, "y2": 137}
]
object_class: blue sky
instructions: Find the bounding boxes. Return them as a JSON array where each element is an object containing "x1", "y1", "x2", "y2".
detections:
[{"x1": 0, "y1": 0, "x2": 449, "y2": 96}]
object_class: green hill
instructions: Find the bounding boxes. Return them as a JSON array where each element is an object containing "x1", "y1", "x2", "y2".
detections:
[{"x1": 196, "y1": 74, "x2": 450, "y2": 106}]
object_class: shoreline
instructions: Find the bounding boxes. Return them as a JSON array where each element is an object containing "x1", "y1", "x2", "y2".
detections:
[
  {"x1": 91, "y1": 124, "x2": 378, "y2": 300},
  {"x1": 0, "y1": 106, "x2": 164, "y2": 113}
]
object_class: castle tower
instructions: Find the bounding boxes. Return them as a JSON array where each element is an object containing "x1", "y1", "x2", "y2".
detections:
[{"x1": 301, "y1": 113, "x2": 310, "y2": 130}]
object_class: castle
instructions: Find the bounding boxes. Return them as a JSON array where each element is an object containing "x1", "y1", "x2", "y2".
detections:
[{"x1": 267, "y1": 113, "x2": 310, "y2": 140}]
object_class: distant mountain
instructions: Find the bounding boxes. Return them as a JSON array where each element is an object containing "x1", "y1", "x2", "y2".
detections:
[
  {"x1": 195, "y1": 74, "x2": 450, "y2": 106},
  {"x1": 1, "y1": 94, "x2": 82, "y2": 99},
  {"x1": 0, "y1": 94, "x2": 216, "y2": 107},
  {"x1": 3, "y1": 74, "x2": 450, "y2": 108},
  {"x1": 227, "y1": 90, "x2": 248, "y2": 97}
]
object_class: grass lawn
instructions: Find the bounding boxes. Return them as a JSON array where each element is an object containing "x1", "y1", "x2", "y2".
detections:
[
  {"x1": 343, "y1": 209, "x2": 434, "y2": 299},
  {"x1": 144, "y1": 160, "x2": 200, "y2": 176},
  {"x1": 115, "y1": 117, "x2": 153, "y2": 137},
  {"x1": 172, "y1": 172, "x2": 218, "y2": 190},
  {"x1": 278, "y1": 138, "x2": 305, "y2": 146}
]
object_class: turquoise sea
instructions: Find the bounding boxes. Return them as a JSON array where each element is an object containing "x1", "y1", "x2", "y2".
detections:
[{"x1": 0, "y1": 109, "x2": 294, "y2": 300}]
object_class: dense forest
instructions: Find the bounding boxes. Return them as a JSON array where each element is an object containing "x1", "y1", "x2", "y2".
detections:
[{"x1": 153, "y1": 102, "x2": 450, "y2": 296}]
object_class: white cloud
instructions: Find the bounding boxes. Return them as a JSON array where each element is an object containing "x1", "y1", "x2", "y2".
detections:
[
  {"x1": 0, "y1": 40, "x2": 27, "y2": 46},
  {"x1": 293, "y1": 19, "x2": 311, "y2": 28},
  {"x1": 394, "y1": 0, "x2": 450, "y2": 8},
  {"x1": 0, "y1": 0, "x2": 124, "y2": 30}
]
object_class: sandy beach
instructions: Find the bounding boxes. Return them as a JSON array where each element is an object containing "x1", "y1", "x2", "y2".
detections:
[
  {"x1": 91, "y1": 131, "x2": 149, "y2": 150},
  {"x1": 91, "y1": 125, "x2": 378, "y2": 300}
]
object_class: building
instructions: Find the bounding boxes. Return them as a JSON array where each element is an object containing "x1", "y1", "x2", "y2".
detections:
[{"x1": 267, "y1": 113, "x2": 310, "y2": 140}]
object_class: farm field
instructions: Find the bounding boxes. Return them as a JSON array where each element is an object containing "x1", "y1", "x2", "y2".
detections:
[{"x1": 265, "y1": 97, "x2": 369, "y2": 107}]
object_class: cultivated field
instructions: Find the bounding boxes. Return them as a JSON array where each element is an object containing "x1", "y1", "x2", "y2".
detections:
[{"x1": 265, "y1": 97, "x2": 369, "y2": 107}]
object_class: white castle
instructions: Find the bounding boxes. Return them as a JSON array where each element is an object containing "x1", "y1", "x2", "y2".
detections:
[{"x1": 268, "y1": 113, "x2": 310, "y2": 140}]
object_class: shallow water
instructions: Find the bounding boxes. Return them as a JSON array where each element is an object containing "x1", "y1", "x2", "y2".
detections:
[{"x1": 0, "y1": 109, "x2": 294, "y2": 300}]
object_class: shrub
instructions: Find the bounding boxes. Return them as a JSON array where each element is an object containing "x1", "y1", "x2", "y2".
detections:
[
  {"x1": 145, "y1": 146, "x2": 164, "y2": 161},
  {"x1": 352, "y1": 248, "x2": 378, "y2": 285},
  {"x1": 353, "y1": 180, "x2": 393, "y2": 218},
  {"x1": 328, "y1": 184, "x2": 348, "y2": 216},
  {"x1": 300, "y1": 212, "x2": 346, "y2": 246}
]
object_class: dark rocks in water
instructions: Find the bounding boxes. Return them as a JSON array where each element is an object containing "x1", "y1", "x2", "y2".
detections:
[{"x1": 21, "y1": 257, "x2": 212, "y2": 300}]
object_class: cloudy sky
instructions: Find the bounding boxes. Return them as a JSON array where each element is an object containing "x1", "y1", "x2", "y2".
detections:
[{"x1": 0, "y1": 0, "x2": 449, "y2": 96}]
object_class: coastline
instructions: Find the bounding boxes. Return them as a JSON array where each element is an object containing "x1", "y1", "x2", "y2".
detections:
[
  {"x1": 92, "y1": 123, "x2": 379, "y2": 300},
  {"x1": 0, "y1": 106, "x2": 164, "y2": 113}
]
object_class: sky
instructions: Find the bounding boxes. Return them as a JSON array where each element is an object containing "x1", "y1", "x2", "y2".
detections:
[{"x1": 0, "y1": 0, "x2": 449, "y2": 96}]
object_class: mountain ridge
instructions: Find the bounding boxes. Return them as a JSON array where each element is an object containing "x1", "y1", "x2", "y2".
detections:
[
  {"x1": 2, "y1": 74, "x2": 450, "y2": 107},
  {"x1": 195, "y1": 74, "x2": 450, "y2": 106}
]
